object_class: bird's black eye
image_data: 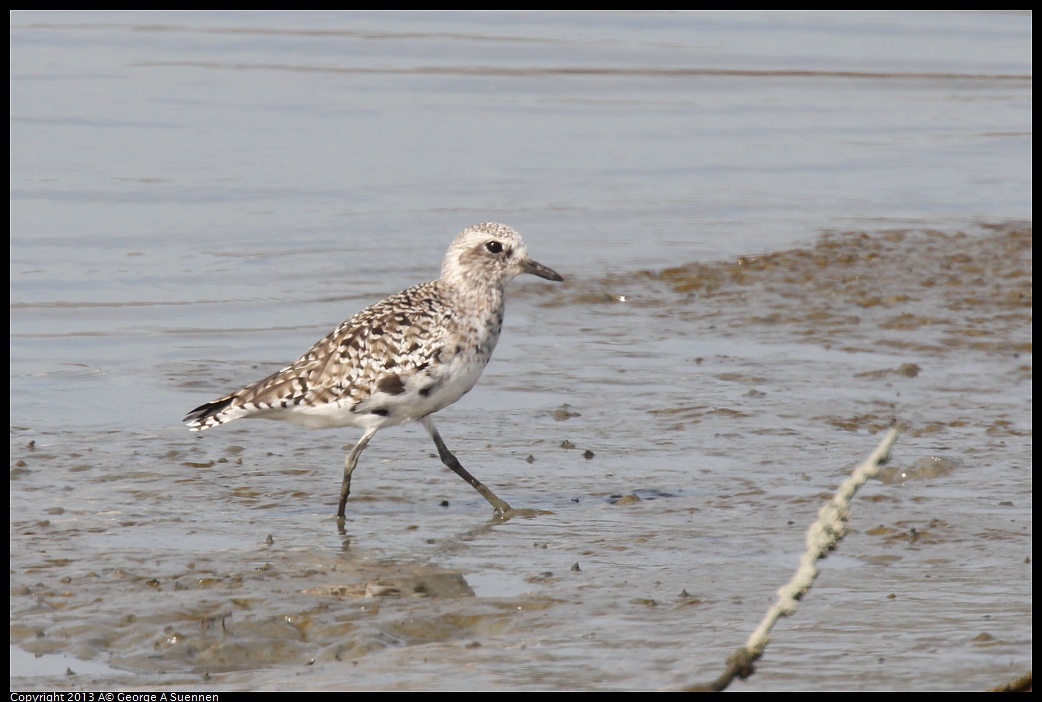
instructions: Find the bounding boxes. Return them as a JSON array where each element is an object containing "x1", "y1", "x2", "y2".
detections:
[{"x1": 485, "y1": 241, "x2": 503, "y2": 254}]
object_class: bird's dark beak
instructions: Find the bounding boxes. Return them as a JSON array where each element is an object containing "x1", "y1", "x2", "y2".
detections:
[{"x1": 521, "y1": 257, "x2": 564, "y2": 282}]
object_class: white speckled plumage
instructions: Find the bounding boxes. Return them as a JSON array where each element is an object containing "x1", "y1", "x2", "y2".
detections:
[{"x1": 184, "y1": 222, "x2": 563, "y2": 519}]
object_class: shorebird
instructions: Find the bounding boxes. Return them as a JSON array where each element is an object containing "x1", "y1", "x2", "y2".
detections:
[{"x1": 184, "y1": 222, "x2": 563, "y2": 519}]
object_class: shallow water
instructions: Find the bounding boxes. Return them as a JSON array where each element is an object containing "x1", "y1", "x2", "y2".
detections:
[{"x1": 10, "y1": 11, "x2": 1032, "y2": 691}]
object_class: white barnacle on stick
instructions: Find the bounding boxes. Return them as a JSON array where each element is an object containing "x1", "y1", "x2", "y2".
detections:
[{"x1": 687, "y1": 424, "x2": 902, "y2": 692}]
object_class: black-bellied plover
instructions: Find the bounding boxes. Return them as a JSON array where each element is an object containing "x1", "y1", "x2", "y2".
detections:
[{"x1": 184, "y1": 222, "x2": 563, "y2": 519}]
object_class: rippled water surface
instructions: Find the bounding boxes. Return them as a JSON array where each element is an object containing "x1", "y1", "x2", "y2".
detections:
[{"x1": 10, "y1": 11, "x2": 1031, "y2": 691}]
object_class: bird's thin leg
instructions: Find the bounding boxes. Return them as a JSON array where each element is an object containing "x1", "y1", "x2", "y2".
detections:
[
  {"x1": 421, "y1": 416, "x2": 512, "y2": 515},
  {"x1": 338, "y1": 426, "x2": 378, "y2": 518}
]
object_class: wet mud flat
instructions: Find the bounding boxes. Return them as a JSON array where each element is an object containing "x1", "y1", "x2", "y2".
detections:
[{"x1": 10, "y1": 223, "x2": 1031, "y2": 690}]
